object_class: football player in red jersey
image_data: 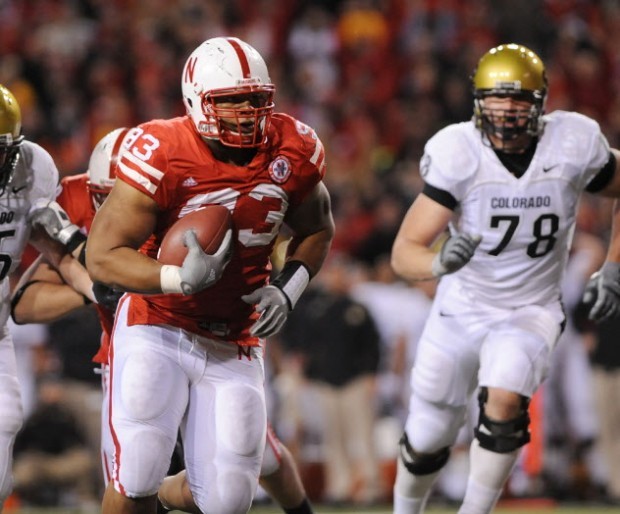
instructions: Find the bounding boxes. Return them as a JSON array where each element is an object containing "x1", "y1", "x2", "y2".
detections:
[
  {"x1": 85, "y1": 37, "x2": 334, "y2": 514},
  {"x1": 14, "y1": 127, "x2": 319, "y2": 514}
]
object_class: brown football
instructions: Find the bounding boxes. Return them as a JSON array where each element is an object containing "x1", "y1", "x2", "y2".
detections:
[{"x1": 158, "y1": 205, "x2": 232, "y2": 266}]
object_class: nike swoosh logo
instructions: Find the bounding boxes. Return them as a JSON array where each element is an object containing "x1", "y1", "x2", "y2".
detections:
[
  {"x1": 439, "y1": 311, "x2": 456, "y2": 318},
  {"x1": 12, "y1": 185, "x2": 27, "y2": 194},
  {"x1": 542, "y1": 165, "x2": 559, "y2": 173}
]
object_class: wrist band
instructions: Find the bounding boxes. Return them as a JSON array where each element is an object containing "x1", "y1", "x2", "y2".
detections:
[
  {"x1": 431, "y1": 253, "x2": 447, "y2": 277},
  {"x1": 271, "y1": 260, "x2": 311, "y2": 310},
  {"x1": 58, "y1": 224, "x2": 82, "y2": 246},
  {"x1": 160, "y1": 265, "x2": 183, "y2": 294},
  {"x1": 78, "y1": 242, "x2": 87, "y2": 266},
  {"x1": 10, "y1": 280, "x2": 42, "y2": 324},
  {"x1": 66, "y1": 230, "x2": 87, "y2": 254}
]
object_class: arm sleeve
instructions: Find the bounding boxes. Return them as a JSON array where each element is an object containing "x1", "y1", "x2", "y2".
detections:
[{"x1": 585, "y1": 151, "x2": 616, "y2": 193}]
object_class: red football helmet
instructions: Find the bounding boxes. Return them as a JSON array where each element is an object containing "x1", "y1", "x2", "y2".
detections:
[
  {"x1": 181, "y1": 37, "x2": 275, "y2": 148},
  {"x1": 87, "y1": 128, "x2": 130, "y2": 210}
]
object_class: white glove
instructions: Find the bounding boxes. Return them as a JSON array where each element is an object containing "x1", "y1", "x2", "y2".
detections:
[
  {"x1": 242, "y1": 285, "x2": 290, "y2": 338},
  {"x1": 432, "y1": 233, "x2": 482, "y2": 277},
  {"x1": 583, "y1": 262, "x2": 620, "y2": 322},
  {"x1": 30, "y1": 199, "x2": 81, "y2": 246},
  {"x1": 160, "y1": 229, "x2": 232, "y2": 295}
]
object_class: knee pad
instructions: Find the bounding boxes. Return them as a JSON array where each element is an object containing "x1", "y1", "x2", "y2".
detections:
[
  {"x1": 193, "y1": 468, "x2": 256, "y2": 514},
  {"x1": 413, "y1": 342, "x2": 467, "y2": 405},
  {"x1": 116, "y1": 426, "x2": 175, "y2": 498},
  {"x1": 216, "y1": 384, "x2": 266, "y2": 458},
  {"x1": 474, "y1": 387, "x2": 531, "y2": 453},
  {"x1": 399, "y1": 432, "x2": 450, "y2": 476},
  {"x1": 406, "y1": 396, "x2": 466, "y2": 452}
]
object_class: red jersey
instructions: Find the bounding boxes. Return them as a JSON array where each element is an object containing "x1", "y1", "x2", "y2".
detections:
[
  {"x1": 116, "y1": 114, "x2": 326, "y2": 345},
  {"x1": 56, "y1": 173, "x2": 115, "y2": 364}
]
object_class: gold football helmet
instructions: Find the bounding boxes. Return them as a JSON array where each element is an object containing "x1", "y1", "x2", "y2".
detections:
[
  {"x1": 472, "y1": 44, "x2": 547, "y2": 147},
  {"x1": 0, "y1": 84, "x2": 23, "y2": 190}
]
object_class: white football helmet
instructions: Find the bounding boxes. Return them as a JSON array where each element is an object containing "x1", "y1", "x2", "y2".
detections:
[
  {"x1": 87, "y1": 127, "x2": 130, "y2": 210},
  {"x1": 181, "y1": 36, "x2": 275, "y2": 148}
]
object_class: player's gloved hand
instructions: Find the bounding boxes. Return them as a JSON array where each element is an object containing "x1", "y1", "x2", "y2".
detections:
[
  {"x1": 160, "y1": 229, "x2": 232, "y2": 295},
  {"x1": 92, "y1": 281, "x2": 124, "y2": 312},
  {"x1": 29, "y1": 199, "x2": 84, "y2": 249},
  {"x1": 583, "y1": 261, "x2": 620, "y2": 322},
  {"x1": 431, "y1": 233, "x2": 482, "y2": 277},
  {"x1": 242, "y1": 285, "x2": 290, "y2": 338}
]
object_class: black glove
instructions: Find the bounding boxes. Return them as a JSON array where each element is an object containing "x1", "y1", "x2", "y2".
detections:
[{"x1": 92, "y1": 281, "x2": 124, "y2": 312}]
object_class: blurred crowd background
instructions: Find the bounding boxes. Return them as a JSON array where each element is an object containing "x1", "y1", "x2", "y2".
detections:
[{"x1": 5, "y1": 0, "x2": 620, "y2": 510}]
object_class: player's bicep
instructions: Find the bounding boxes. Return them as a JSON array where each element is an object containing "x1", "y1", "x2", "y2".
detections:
[
  {"x1": 284, "y1": 182, "x2": 334, "y2": 237},
  {"x1": 89, "y1": 179, "x2": 158, "y2": 253},
  {"x1": 391, "y1": 193, "x2": 454, "y2": 280},
  {"x1": 395, "y1": 193, "x2": 454, "y2": 248}
]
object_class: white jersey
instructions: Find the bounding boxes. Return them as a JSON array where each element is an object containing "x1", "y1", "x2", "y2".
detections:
[
  {"x1": 422, "y1": 110, "x2": 610, "y2": 308},
  {"x1": 0, "y1": 141, "x2": 59, "y2": 326}
]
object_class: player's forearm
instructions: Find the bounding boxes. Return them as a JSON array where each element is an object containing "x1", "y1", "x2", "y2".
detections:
[
  {"x1": 285, "y1": 224, "x2": 334, "y2": 277},
  {"x1": 56, "y1": 253, "x2": 96, "y2": 302},
  {"x1": 605, "y1": 200, "x2": 620, "y2": 263},
  {"x1": 86, "y1": 247, "x2": 164, "y2": 294},
  {"x1": 391, "y1": 237, "x2": 437, "y2": 281},
  {"x1": 12, "y1": 282, "x2": 86, "y2": 324}
]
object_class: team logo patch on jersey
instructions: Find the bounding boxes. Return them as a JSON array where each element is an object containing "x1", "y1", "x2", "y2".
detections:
[{"x1": 269, "y1": 156, "x2": 292, "y2": 184}]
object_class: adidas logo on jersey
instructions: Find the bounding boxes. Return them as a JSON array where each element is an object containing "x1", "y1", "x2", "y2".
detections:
[{"x1": 182, "y1": 177, "x2": 198, "y2": 187}]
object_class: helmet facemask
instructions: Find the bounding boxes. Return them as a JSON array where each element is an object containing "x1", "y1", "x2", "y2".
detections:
[
  {"x1": 0, "y1": 85, "x2": 24, "y2": 195},
  {"x1": 200, "y1": 86, "x2": 275, "y2": 148},
  {"x1": 182, "y1": 37, "x2": 276, "y2": 149},
  {"x1": 474, "y1": 90, "x2": 545, "y2": 150},
  {"x1": 0, "y1": 134, "x2": 23, "y2": 193}
]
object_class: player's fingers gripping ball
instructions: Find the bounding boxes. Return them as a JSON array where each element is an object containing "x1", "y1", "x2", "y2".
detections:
[{"x1": 158, "y1": 206, "x2": 234, "y2": 295}]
